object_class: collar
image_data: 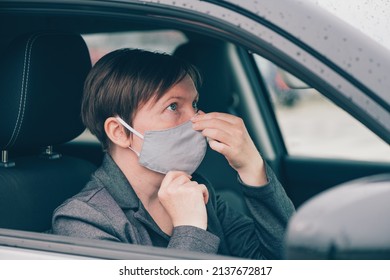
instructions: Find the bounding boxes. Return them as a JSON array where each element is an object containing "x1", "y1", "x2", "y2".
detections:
[
  {"x1": 94, "y1": 154, "x2": 170, "y2": 240},
  {"x1": 93, "y1": 153, "x2": 140, "y2": 210}
]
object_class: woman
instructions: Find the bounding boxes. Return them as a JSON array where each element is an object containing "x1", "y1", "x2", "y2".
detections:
[{"x1": 52, "y1": 48, "x2": 295, "y2": 259}]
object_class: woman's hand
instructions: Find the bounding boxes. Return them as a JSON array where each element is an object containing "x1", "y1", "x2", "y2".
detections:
[
  {"x1": 192, "y1": 111, "x2": 267, "y2": 186},
  {"x1": 158, "y1": 171, "x2": 209, "y2": 230}
]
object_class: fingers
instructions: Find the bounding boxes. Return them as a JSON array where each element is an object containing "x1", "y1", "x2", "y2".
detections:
[
  {"x1": 158, "y1": 172, "x2": 209, "y2": 229},
  {"x1": 160, "y1": 171, "x2": 208, "y2": 205},
  {"x1": 161, "y1": 171, "x2": 191, "y2": 188},
  {"x1": 192, "y1": 113, "x2": 246, "y2": 159},
  {"x1": 192, "y1": 111, "x2": 241, "y2": 125},
  {"x1": 198, "y1": 183, "x2": 209, "y2": 204},
  {"x1": 192, "y1": 113, "x2": 245, "y2": 142},
  {"x1": 164, "y1": 171, "x2": 192, "y2": 181},
  {"x1": 207, "y1": 138, "x2": 229, "y2": 156},
  {"x1": 181, "y1": 181, "x2": 209, "y2": 204},
  {"x1": 192, "y1": 112, "x2": 265, "y2": 184}
]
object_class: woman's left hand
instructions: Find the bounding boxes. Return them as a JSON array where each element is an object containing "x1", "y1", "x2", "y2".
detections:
[{"x1": 192, "y1": 111, "x2": 267, "y2": 186}]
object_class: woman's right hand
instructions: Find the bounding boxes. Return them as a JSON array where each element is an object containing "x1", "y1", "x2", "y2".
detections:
[{"x1": 158, "y1": 171, "x2": 209, "y2": 230}]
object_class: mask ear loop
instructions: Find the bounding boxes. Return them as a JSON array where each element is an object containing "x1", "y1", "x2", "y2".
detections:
[
  {"x1": 116, "y1": 117, "x2": 144, "y2": 139},
  {"x1": 116, "y1": 116, "x2": 143, "y2": 156}
]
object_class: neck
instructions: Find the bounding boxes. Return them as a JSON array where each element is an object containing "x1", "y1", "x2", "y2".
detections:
[{"x1": 110, "y1": 147, "x2": 164, "y2": 206}]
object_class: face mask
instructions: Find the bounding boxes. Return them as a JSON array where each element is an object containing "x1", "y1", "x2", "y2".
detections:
[{"x1": 116, "y1": 117, "x2": 207, "y2": 175}]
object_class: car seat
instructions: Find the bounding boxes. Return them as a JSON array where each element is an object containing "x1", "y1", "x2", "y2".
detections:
[
  {"x1": 174, "y1": 39, "x2": 249, "y2": 214},
  {"x1": 0, "y1": 32, "x2": 97, "y2": 232}
]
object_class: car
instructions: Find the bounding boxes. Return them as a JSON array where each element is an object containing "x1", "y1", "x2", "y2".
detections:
[{"x1": 0, "y1": 0, "x2": 389, "y2": 260}]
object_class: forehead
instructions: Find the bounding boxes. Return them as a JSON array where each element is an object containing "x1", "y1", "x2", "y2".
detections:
[{"x1": 150, "y1": 75, "x2": 198, "y2": 105}]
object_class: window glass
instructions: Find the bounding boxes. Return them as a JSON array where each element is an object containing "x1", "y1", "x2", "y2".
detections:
[
  {"x1": 73, "y1": 30, "x2": 188, "y2": 143},
  {"x1": 83, "y1": 30, "x2": 188, "y2": 65},
  {"x1": 254, "y1": 55, "x2": 390, "y2": 162}
]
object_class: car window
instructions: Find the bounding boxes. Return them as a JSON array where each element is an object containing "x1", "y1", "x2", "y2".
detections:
[
  {"x1": 72, "y1": 30, "x2": 188, "y2": 143},
  {"x1": 82, "y1": 30, "x2": 188, "y2": 65},
  {"x1": 254, "y1": 54, "x2": 390, "y2": 162}
]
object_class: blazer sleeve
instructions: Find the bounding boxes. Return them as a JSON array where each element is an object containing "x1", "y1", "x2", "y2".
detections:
[
  {"x1": 168, "y1": 225, "x2": 220, "y2": 254},
  {"x1": 214, "y1": 163, "x2": 295, "y2": 259},
  {"x1": 52, "y1": 199, "x2": 122, "y2": 242}
]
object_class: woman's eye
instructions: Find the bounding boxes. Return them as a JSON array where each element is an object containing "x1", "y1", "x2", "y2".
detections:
[
  {"x1": 192, "y1": 101, "x2": 198, "y2": 110},
  {"x1": 167, "y1": 103, "x2": 178, "y2": 111}
]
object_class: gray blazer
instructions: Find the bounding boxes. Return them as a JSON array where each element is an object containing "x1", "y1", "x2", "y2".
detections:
[{"x1": 52, "y1": 154, "x2": 295, "y2": 259}]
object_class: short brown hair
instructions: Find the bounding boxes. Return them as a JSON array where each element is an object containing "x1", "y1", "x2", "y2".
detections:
[{"x1": 81, "y1": 48, "x2": 201, "y2": 150}]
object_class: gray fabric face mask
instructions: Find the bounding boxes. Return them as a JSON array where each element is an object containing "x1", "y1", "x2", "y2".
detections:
[{"x1": 116, "y1": 117, "x2": 207, "y2": 175}]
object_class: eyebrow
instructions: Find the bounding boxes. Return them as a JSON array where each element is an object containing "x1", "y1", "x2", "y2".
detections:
[{"x1": 163, "y1": 93, "x2": 199, "y2": 103}]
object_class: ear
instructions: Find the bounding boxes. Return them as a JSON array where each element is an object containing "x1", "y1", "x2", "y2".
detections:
[{"x1": 104, "y1": 117, "x2": 131, "y2": 148}]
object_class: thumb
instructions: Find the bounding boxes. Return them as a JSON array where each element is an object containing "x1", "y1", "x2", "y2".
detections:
[{"x1": 200, "y1": 184, "x2": 209, "y2": 204}]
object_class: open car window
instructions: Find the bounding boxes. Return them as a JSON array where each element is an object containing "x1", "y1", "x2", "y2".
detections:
[{"x1": 254, "y1": 54, "x2": 390, "y2": 162}]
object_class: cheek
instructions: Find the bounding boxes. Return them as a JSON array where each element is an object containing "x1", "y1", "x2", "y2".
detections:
[
  {"x1": 129, "y1": 134, "x2": 144, "y2": 151},
  {"x1": 159, "y1": 112, "x2": 184, "y2": 128}
]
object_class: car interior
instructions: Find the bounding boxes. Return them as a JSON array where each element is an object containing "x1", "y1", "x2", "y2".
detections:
[
  {"x1": 0, "y1": 13, "x2": 257, "y2": 233},
  {"x1": 0, "y1": 31, "x2": 97, "y2": 231},
  {"x1": 1, "y1": 8, "x2": 389, "y2": 259}
]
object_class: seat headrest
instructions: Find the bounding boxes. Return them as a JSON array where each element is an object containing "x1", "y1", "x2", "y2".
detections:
[{"x1": 0, "y1": 32, "x2": 91, "y2": 151}]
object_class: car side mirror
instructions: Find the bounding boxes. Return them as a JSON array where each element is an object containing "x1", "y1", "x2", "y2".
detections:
[{"x1": 285, "y1": 174, "x2": 390, "y2": 259}]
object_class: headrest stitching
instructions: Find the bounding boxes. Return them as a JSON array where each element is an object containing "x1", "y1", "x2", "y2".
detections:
[{"x1": 5, "y1": 33, "x2": 42, "y2": 149}]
